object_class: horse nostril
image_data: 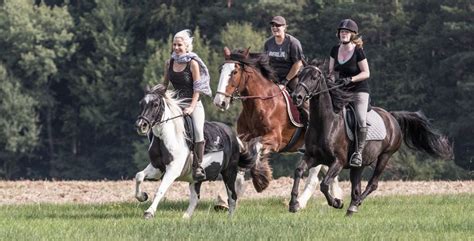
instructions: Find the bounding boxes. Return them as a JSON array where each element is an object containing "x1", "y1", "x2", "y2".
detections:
[{"x1": 220, "y1": 101, "x2": 225, "y2": 108}]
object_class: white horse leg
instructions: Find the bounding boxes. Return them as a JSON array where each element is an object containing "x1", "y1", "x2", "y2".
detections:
[
  {"x1": 226, "y1": 186, "x2": 237, "y2": 217},
  {"x1": 235, "y1": 169, "x2": 246, "y2": 197},
  {"x1": 296, "y1": 165, "x2": 322, "y2": 209},
  {"x1": 135, "y1": 163, "x2": 162, "y2": 202},
  {"x1": 144, "y1": 169, "x2": 181, "y2": 219},
  {"x1": 182, "y1": 183, "x2": 199, "y2": 219}
]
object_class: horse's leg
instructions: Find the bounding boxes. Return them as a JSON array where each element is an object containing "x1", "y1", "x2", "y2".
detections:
[
  {"x1": 359, "y1": 153, "x2": 392, "y2": 204},
  {"x1": 235, "y1": 169, "x2": 246, "y2": 198},
  {"x1": 320, "y1": 165, "x2": 344, "y2": 203},
  {"x1": 320, "y1": 161, "x2": 344, "y2": 209},
  {"x1": 182, "y1": 182, "x2": 202, "y2": 219},
  {"x1": 289, "y1": 159, "x2": 308, "y2": 212},
  {"x1": 296, "y1": 164, "x2": 321, "y2": 210},
  {"x1": 135, "y1": 163, "x2": 162, "y2": 202},
  {"x1": 222, "y1": 171, "x2": 239, "y2": 217},
  {"x1": 143, "y1": 167, "x2": 181, "y2": 219},
  {"x1": 347, "y1": 167, "x2": 364, "y2": 216}
]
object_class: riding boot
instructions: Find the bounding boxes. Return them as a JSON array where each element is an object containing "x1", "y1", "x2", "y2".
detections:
[
  {"x1": 193, "y1": 141, "x2": 206, "y2": 181},
  {"x1": 349, "y1": 127, "x2": 368, "y2": 167}
]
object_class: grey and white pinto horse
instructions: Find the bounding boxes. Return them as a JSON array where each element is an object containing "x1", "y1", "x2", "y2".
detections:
[{"x1": 134, "y1": 84, "x2": 260, "y2": 219}]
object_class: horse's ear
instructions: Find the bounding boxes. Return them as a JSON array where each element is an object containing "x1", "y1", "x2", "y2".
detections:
[
  {"x1": 243, "y1": 47, "x2": 251, "y2": 58},
  {"x1": 145, "y1": 84, "x2": 151, "y2": 92},
  {"x1": 224, "y1": 47, "x2": 231, "y2": 60}
]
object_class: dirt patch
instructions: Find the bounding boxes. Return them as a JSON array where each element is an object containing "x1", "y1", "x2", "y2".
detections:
[{"x1": 0, "y1": 178, "x2": 472, "y2": 205}]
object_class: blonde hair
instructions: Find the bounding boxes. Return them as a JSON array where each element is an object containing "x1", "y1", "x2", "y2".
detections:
[
  {"x1": 351, "y1": 33, "x2": 364, "y2": 48},
  {"x1": 174, "y1": 29, "x2": 193, "y2": 52}
]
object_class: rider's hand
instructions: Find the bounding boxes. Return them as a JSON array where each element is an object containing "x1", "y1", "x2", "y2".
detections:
[
  {"x1": 183, "y1": 107, "x2": 194, "y2": 115},
  {"x1": 338, "y1": 77, "x2": 352, "y2": 86}
]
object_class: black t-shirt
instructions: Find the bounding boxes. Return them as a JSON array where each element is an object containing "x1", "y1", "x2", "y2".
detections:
[
  {"x1": 264, "y1": 34, "x2": 304, "y2": 82},
  {"x1": 330, "y1": 45, "x2": 370, "y2": 93}
]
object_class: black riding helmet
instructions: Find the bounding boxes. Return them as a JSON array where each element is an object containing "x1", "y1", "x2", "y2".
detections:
[
  {"x1": 338, "y1": 19, "x2": 358, "y2": 33},
  {"x1": 337, "y1": 19, "x2": 358, "y2": 40}
]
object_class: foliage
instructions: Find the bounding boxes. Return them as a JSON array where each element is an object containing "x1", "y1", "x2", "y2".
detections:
[{"x1": 0, "y1": 0, "x2": 471, "y2": 180}]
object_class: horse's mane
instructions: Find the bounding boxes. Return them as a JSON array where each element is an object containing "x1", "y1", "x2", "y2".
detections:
[
  {"x1": 148, "y1": 84, "x2": 187, "y2": 139},
  {"x1": 306, "y1": 61, "x2": 357, "y2": 113},
  {"x1": 230, "y1": 49, "x2": 277, "y2": 82}
]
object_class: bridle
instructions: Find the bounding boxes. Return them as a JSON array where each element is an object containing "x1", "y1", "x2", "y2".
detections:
[
  {"x1": 137, "y1": 97, "x2": 185, "y2": 130},
  {"x1": 297, "y1": 65, "x2": 344, "y2": 100},
  {"x1": 215, "y1": 60, "x2": 280, "y2": 102}
]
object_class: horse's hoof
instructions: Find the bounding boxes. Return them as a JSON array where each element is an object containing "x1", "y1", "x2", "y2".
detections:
[
  {"x1": 333, "y1": 198, "x2": 344, "y2": 209},
  {"x1": 289, "y1": 202, "x2": 300, "y2": 213},
  {"x1": 214, "y1": 204, "x2": 229, "y2": 212},
  {"x1": 136, "y1": 192, "x2": 148, "y2": 202},
  {"x1": 143, "y1": 211, "x2": 154, "y2": 219},
  {"x1": 346, "y1": 205, "x2": 358, "y2": 216}
]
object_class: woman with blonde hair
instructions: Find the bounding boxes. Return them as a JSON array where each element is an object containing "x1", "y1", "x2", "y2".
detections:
[{"x1": 163, "y1": 29, "x2": 212, "y2": 180}]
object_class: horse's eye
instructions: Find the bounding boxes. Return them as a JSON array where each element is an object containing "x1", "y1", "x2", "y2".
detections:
[{"x1": 232, "y1": 70, "x2": 237, "y2": 75}]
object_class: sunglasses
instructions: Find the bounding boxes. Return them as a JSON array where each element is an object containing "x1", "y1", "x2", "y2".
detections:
[{"x1": 271, "y1": 24, "x2": 284, "y2": 27}]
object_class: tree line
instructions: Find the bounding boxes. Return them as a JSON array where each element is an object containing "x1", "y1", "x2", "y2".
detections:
[{"x1": 0, "y1": 0, "x2": 472, "y2": 180}]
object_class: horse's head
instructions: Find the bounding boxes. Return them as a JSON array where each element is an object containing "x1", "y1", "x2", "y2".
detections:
[
  {"x1": 213, "y1": 47, "x2": 250, "y2": 110},
  {"x1": 292, "y1": 65, "x2": 325, "y2": 107},
  {"x1": 135, "y1": 84, "x2": 166, "y2": 135}
]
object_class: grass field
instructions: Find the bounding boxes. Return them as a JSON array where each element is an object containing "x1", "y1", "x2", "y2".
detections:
[{"x1": 1, "y1": 194, "x2": 472, "y2": 241}]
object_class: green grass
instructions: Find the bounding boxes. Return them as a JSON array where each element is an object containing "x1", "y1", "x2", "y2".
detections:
[{"x1": 0, "y1": 195, "x2": 473, "y2": 241}]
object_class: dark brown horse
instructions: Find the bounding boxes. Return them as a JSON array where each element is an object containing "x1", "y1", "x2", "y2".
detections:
[
  {"x1": 289, "y1": 64, "x2": 453, "y2": 215},
  {"x1": 213, "y1": 48, "x2": 343, "y2": 209}
]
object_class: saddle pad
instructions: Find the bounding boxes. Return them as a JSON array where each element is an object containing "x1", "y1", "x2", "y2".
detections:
[
  {"x1": 343, "y1": 107, "x2": 386, "y2": 141},
  {"x1": 183, "y1": 117, "x2": 230, "y2": 153},
  {"x1": 280, "y1": 86, "x2": 304, "y2": 128},
  {"x1": 203, "y1": 122, "x2": 230, "y2": 153}
]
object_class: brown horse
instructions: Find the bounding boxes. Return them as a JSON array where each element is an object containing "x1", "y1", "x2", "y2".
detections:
[
  {"x1": 289, "y1": 64, "x2": 453, "y2": 215},
  {"x1": 213, "y1": 48, "x2": 343, "y2": 209}
]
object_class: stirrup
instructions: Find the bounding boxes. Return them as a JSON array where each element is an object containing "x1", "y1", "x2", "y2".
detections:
[{"x1": 349, "y1": 152, "x2": 362, "y2": 167}]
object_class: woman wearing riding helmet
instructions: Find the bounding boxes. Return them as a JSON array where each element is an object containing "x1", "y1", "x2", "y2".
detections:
[{"x1": 328, "y1": 19, "x2": 371, "y2": 167}]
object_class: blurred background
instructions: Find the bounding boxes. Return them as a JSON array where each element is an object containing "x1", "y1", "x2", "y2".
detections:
[{"x1": 0, "y1": 0, "x2": 472, "y2": 180}]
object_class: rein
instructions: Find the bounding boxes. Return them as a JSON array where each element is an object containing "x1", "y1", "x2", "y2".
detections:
[
  {"x1": 307, "y1": 83, "x2": 345, "y2": 99},
  {"x1": 138, "y1": 113, "x2": 185, "y2": 129}
]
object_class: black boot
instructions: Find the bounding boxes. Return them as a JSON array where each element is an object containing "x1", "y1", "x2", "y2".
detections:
[
  {"x1": 350, "y1": 127, "x2": 368, "y2": 167},
  {"x1": 193, "y1": 141, "x2": 206, "y2": 181}
]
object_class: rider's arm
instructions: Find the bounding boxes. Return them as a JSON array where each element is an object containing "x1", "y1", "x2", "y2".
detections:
[
  {"x1": 328, "y1": 56, "x2": 336, "y2": 81},
  {"x1": 351, "y1": 59, "x2": 370, "y2": 82},
  {"x1": 286, "y1": 60, "x2": 303, "y2": 81}
]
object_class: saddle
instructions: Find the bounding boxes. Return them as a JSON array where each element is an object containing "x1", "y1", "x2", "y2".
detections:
[
  {"x1": 343, "y1": 104, "x2": 386, "y2": 141},
  {"x1": 183, "y1": 115, "x2": 228, "y2": 153},
  {"x1": 280, "y1": 86, "x2": 305, "y2": 128}
]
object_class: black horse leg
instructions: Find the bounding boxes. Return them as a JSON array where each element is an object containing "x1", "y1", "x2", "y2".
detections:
[
  {"x1": 347, "y1": 167, "x2": 364, "y2": 216},
  {"x1": 320, "y1": 161, "x2": 344, "y2": 209},
  {"x1": 360, "y1": 153, "x2": 391, "y2": 203},
  {"x1": 222, "y1": 172, "x2": 238, "y2": 217},
  {"x1": 289, "y1": 160, "x2": 307, "y2": 213}
]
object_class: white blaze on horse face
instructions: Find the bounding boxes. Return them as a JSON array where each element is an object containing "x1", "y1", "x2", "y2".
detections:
[{"x1": 213, "y1": 63, "x2": 236, "y2": 110}]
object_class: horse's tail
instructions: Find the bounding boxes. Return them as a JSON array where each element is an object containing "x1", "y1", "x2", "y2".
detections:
[
  {"x1": 238, "y1": 137, "x2": 272, "y2": 193},
  {"x1": 390, "y1": 111, "x2": 453, "y2": 160}
]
